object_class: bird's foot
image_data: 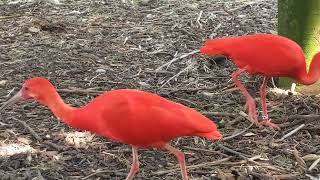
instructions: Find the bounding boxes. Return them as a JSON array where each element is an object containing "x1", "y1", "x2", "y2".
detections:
[
  {"x1": 244, "y1": 99, "x2": 258, "y2": 125},
  {"x1": 259, "y1": 119, "x2": 280, "y2": 130}
]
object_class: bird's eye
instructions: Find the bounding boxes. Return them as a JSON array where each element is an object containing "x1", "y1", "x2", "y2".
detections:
[{"x1": 24, "y1": 87, "x2": 29, "y2": 91}]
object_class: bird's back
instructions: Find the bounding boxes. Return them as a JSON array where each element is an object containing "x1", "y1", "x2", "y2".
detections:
[
  {"x1": 75, "y1": 89, "x2": 221, "y2": 147},
  {"x1": 200, "y1": 34, "x2": 306, "y2": 77}
]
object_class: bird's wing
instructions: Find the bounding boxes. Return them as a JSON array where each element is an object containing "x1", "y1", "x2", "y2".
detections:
[{"x1": 98, "y1": 101, "x2": 218, "y2": 147}]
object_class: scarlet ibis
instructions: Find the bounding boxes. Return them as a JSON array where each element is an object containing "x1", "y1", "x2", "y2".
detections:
[
  {"x1": 200, "y1": 33, "x2": 320, "y2": 129},
  {"x1": 0, "y1": 77, "x2": 222, "y2": 180}
]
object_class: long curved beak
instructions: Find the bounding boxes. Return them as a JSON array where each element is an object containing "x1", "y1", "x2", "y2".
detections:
[{"x1": 0, "y1": 91, "x2": 23, "y2": 112}]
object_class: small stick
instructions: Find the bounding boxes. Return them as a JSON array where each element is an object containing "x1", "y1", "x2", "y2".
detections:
[
  {"x1": 88, "y1": 73, "x2": 104, "y2": 86},
  {"x1": 308, "y1": 157, "x2": 320, "y2": 171},
  {"x1": 155, "y1": 50, "x2": 199, "y2": 72},
  {"x1": 160, "y1": 62, "x2": 195, "y2": 88},
  {"x1": 293, "y1": 147, "x2": 307, "y2": 169},
  {"x1": 6, "y1": 88, "x2": 16, "y2": 97},
  {"x1": 271, "y1": 77, "x2": 277, "y2": 88},
  {"x1": 182, "y1": 146, "x2": 229, "y2": 157},
  {"x1": 164, "y1": 86, "x2": 218, "y2": 94},
  {"x1": 36, "y1": 169, "x2": 45, "y2": 180},
  {"x1": 222, "y1": 122, "x2": 254, "y2": 141},
  {"x1": 273, "y1": 174, "x2": 300, "y2": 179},
  {"x1": 239, "y1": 111, "x2": 259, "y2": 127},
  {"x1": 288, "y1": 114, "x2": 320, "y2": 120},
  {"x1": 279, "y1": 115, "x2": 320, "y2": 128},
  {"x1": 201, "y1": 111, "x2": 236, "y2": 117},
  {"x1": 196, "y1": 10, "x2": 203, "y2": 29},
  {"x1": 12, "y1": 117, "x2": 43, "y2": 141},
  {"x1": 43, "y1": 140, "x2": 64, "y2": 151},
  {"x1": 217, "y1": 144, "x2": 249, "y2": 159},
  {"x1": 57, "y1": 88, "x2": 104, "y2": 95},
  {"x1": 249, "y1": 160, "x2": 288, "y2": 173},
  {"x1": 279, "y1": 124, "x2": 305, "y2": 141},
  {"x1": 82, "y1": 169, "x2": 127, "y2": 180},
  {"x1": 152, "y1": 157, "x2": 231, "y2": 175}
]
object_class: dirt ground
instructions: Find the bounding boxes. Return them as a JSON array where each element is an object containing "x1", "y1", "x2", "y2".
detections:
[{"x1": 0, "y1": 0, "x2": 319, "y2": 179}]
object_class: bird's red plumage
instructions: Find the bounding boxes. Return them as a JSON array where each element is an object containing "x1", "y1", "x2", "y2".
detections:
[
  {"x1": 200, "y1": 33, "x2": 320, "y2": 129},
  {"x1": 70, "y1": 89, "x2": 221, "y2": 148},
  {"x1": 0, "y1": 77, "x2": 222, "y2": 179},
  {"x1": 200, "y1": 33, "x2": 319, "y2": 82}
]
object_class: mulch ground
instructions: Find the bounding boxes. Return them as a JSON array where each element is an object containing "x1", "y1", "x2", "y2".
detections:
[{"x1": 0, "y1": 0, "x2": 319, "y2": 179}]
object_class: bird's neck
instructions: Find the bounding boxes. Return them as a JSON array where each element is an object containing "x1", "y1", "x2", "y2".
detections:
[
  {"x1": 39, "y1": 91, "x2": 77, "y2": 125},
  {"x1": 297, "y1": 52, "x2": 320, "y2": 85}
]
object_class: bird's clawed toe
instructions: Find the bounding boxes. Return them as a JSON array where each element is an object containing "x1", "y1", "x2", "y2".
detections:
[{"x1": 259, "y1": 119, "x2": 280, "y2": 130}]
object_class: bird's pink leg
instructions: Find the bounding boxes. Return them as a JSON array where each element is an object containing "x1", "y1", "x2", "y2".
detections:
[
  {"x1": 125, "y1": 146, "x2": 139, "y2": 180},
  {"x1": 260, "y1": 76, "x2": 269, "y2": 119},
  {"x1": 231, "y1": 69, "x2": 258, "y2": 125},
  {"x1": 164, "y1": 144, "x2": 188, "y2": 180},
  {"x1": 258, "y1": 77, "x2": 280, "y2": 129}
]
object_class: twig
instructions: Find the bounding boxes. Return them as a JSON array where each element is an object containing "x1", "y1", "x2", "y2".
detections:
[
  {"x1": 227, "y1": 160, "x2": 287, "y2": 173},
  {"x1": 250, "y1": 160, "x2": 288, "y2": 172},
  {"x1": 182, "y1": 146, "x2": 229, "y2": 157},
  {"x1": 57, "y1": 88, "x2": 104, "y2": 95},
  {"x1": 293, "y1": 147, "x2": 307, "y2": 169},
  {"x1": 273, "y1": 174, "x2": 300, "y2": 179},
  {"x1": 308, "y1": 157, "x2": 320, "y2": 171},
  {"x1": 239, "y1": 111, "x2": 258, "y2": 126},
  {"x1": 6, "y1": 88, "x2": 16, "y2": 97},
  {"x1": 217, "y1": 144, "x2": 249, "y2": 159},
  {"x1": 155, "y1": 50, "x2": 199, "y2": 72},
  {"x1": 36, "y1": 169, "x2": 45, "y2": 180},
  {"x1": 43, "y1": 140, "x2": 64, "y2": 151},
  {"x1": 222, "y1": 3, "x2": 250, "y2": 15},
  {"x1": 279, "y1": 124, "x2": 305, "y2": 141},
  {"x1": 12, "y1": 117, "x2": 43, "y2": 141},
  {"x1": 123, "y1": 37, "x2": 129, "y2": 45},
  {"x1": 0, "y1": 58, "x2": 34, "y2": 66},
  {"x1": 271, "y1": 77, "x2": 277, "y2": 88},
  {"x1": 88, "y1": 73, "x2": 104, "y2": 86},
  {"x1": 163, "y1": 86, "x2": 218, "y2": 95},
  {"x1": 152, "y1": 157, "x2": 231, "y2": 175},
  {"x1": 288, "y1": 114, "x2": 320, "y2": 120},
  {"x1": 0, "y1": 120, "x2": 9, "y2": 126},
  {"x1": 0, "y1": 15, "x2": 22, "y2": 19},
  {"x1": 201, "y1": 111, "x2": 236, "y2": 117},
  {"x1": 222, "y1": 122, "x2": 254, "y2": 141},
  {"x1": 306, "y1": 174, "x2": 320, "y2": 180},
  {"x1": 196, "y1": 10, "x2": 203, "y2": 29},
  {"x1": 82, "y1": 169, "x2": 127, "y2": 180},
  {"x1": 160, "y1": 62, "x2": 195, "y2": 88},
  {"x1": 279, "y1": 115, "x2": 320, "y2": 128}
]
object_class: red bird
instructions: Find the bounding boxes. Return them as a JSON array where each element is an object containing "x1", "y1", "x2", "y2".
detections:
[
  {"x1": 200, "y1": 33, "x2": 320, "y2": 129},
  {"x1": 0, "y1": 77, "x2": 222, "y2": 180}
]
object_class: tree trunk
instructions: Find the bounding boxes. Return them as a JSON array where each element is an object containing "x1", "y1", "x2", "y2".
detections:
[{"x1": 278, "y1": 0, "x2": 320, "y2": 93}]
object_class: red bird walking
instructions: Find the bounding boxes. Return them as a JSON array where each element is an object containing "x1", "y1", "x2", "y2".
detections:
[
  {"x1": 0, "y1": 77, "x2": 222, "y2": 180},
  {"x1": 200, "y1": 33, "x2": 320, "y2": 129}
]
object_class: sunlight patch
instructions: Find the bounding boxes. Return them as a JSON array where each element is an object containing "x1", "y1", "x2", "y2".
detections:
[
  {"x1": 0, "y1": 143, "x2": 37, "y2": 157},
  {"x1": 269, "y1": 87, "x2": 299, "y2": 96},
  {"x1": 64, "y1": 131, "x2": 95, "y2": 148}
]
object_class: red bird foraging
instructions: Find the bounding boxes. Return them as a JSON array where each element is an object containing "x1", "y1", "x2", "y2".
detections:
[
  {"x1": 0, "y1": 77, "x2": 222, "y2": 180},
  {"x1": 200, "y1": 33, "x2": 320, "y2": 129}
]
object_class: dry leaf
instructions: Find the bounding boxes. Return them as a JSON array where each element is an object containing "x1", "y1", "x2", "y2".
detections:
[
  {"x1": 303, "y1": 154, "x2": 320, "y2": 161},
  {"x1": 242, "y1": 132, "x2": 256, "y2": 137}
]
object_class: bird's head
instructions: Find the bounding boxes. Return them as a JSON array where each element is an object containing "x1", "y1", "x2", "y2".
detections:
[
  {"x1": 0, "y1": 77, "x2": 55, "y2": 112},
  {"x1": 200, "y1": 38, "x2": 231, "y2": 56}
]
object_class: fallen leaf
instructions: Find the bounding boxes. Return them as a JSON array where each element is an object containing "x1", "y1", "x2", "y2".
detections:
[
  {"x1": 302, "y1": 154, "x2": 320, "y2": 161},
  {"x1": 28, "y1": 26, "x2": 41, "y2": 33},
  {"x1": 243, "y1": 132, "x2": 256, "y2": 137}
]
